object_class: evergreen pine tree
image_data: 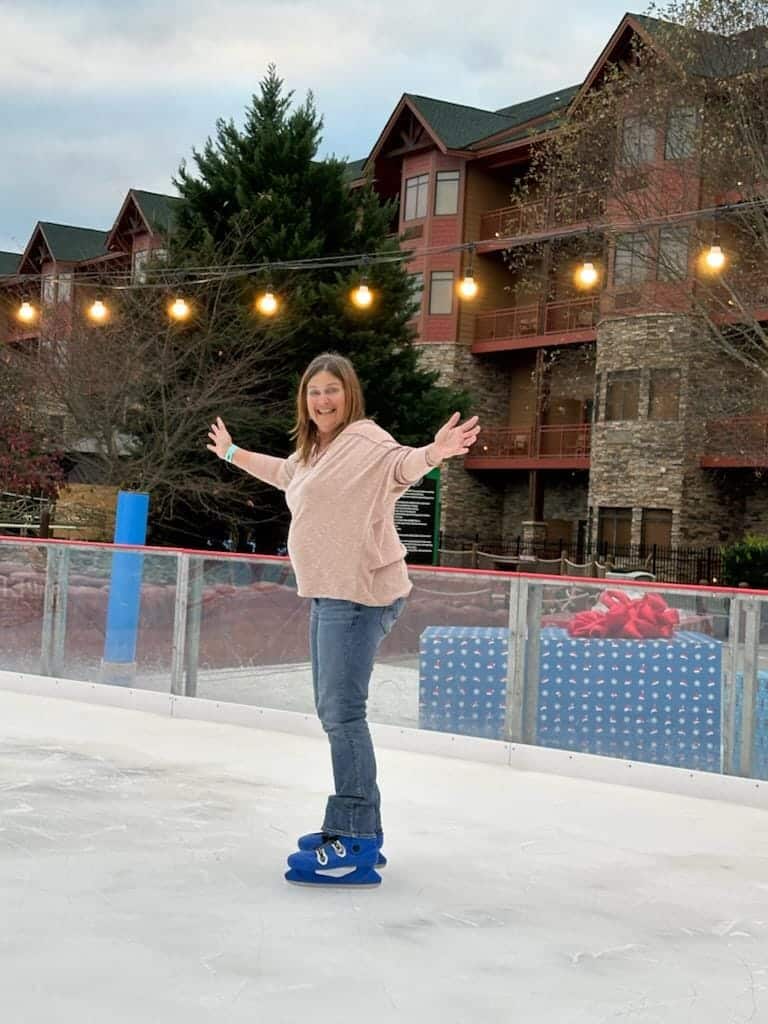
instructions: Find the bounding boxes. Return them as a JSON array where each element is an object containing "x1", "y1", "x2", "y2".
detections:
[{"x1": 160, "y1": 65, "x2": 466, "y2": 547}]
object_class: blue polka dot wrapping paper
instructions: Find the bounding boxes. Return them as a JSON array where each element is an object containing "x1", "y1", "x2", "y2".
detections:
[
  {"x1": 537, "y1": 627, "x2": 723, "y2": 772},
  {"x1": 416, "y1": 625, "x2": 768, "y2": 776},
  {"x1": 418, "y1": 626, "x2": 509, "y2": 741}
]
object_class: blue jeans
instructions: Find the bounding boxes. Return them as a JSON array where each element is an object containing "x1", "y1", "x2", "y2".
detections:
[{"x1": 309, "y1": 596, "x2": 406, "y2": 838}]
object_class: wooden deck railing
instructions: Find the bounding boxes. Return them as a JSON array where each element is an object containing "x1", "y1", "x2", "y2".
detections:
[
  {"x1": 472, "y1": 423, "x2": 591, "y2": 461},
  {"x1": 474, "y1": 296, "x2": 599, "y2": 344},
  {"x1": 479, "y1": 190, "x2": 604, "y2": 241},
  {"x1": 474, "y1": 303, "x2": 540, "y2": 342},
  {"x1": 543, "y1": 296, "x2": 600, "y2": 334}
]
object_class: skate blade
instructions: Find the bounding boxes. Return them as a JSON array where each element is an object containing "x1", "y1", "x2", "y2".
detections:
[{"x1": 284, "y1": 867, "x2": 382, "y2": 887}]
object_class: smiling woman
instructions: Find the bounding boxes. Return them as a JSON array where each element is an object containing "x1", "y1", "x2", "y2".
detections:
[
  {"x1": 294, "y1": 353, "x2": 365, "y2": 463},
  {"x1": 206, "y1": 350, "x2": 480, "y2": 888}
]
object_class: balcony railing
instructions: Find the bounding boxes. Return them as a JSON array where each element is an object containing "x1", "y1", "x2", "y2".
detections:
[
  {"x1": 701, "y1": 415, "x2": 768, "y2": 467},
  {"x1": 543, "y1": 296, "x2": 600, "y2": 334},
  {"x1": 708, "y1": 276, "x2": 768, "y2": 320},
  {"x1": 469, "y1": 423, "x2": 591, "y2": 462},
  {"x1": 479, "y1": 190, "x2": 605, "y2": 241},
  {"x1": 474, "y1": 296, "x2": 599, "y2": 348},
  {"x1": 3, "y1": 326, "x2": 39, "y2": 345},
  {"x1": 474, "y1": 303, "x2": 539, "y2": 343}
]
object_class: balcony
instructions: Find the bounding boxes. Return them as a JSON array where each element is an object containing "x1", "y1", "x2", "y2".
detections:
[
  {"x1": 478, "y1": 190, "x2": 605, "y2": 243},
  {"x1": 465, "y1": 423, "x2": 591, "y2": 470},
  {"x1": 708, "y1": 276, "x2": 768, "y2": 325},
  {"x1": 472, "y1": 296, "x2": 600, "y2": 353},
  {"x1": 700, "y1": 415, "x2": 768, "y2": 467},
  {"x1": 3, "y1": 327, "x2": 40, "y2": 348}
]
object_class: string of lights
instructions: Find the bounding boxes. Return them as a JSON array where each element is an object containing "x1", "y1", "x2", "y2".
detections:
[{"x1": 8, "y1": 195, "x2": 762, "y2": 325}]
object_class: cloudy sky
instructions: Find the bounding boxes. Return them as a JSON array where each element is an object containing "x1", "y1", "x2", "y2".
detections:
[{"x1": 0, "y1": 0, "x2": 636, "y2": 254}]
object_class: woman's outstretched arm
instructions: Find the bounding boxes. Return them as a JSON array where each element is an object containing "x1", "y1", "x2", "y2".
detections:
[
  {"x1": 206, "y1": 416, "x2": 294, "y2": 491},
  {"x1": 394, "y1": 412, "x2": 481, "y2": 484}
]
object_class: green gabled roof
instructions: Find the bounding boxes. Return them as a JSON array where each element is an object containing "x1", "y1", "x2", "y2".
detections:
[
  {"x1": 404, "y1": 85, "x2": 580, "y2": 152},
  {"x1": 405, "y1": 94, "x2": 518, "y2": 149},
  {"x1": 0, "y1": 251, "x2": 21, "y2": 276},
  {"x1": 630, "y1": 12, "x2": 768, "y2": 77},
  {"x1": 38, "y1": 223, "x2": 109, "y2": 262},
  {"x1": 470, "y1": 85, "x2": 579, "y2": 150},
  {"x1": 344, "y1": 158, "x2": 367, "y2": 181},
  {"x1": 130, "y1": 189, "x2": 181, "y2": 233},
  {"x1": 494, "y1": 84, "x2": 581, "y2": 127}
]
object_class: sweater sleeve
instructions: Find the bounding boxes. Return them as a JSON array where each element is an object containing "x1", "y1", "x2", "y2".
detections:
[
  {"x1": 238, "y1": 450, "x2": 298, "y2": 491},
  {"x1": 390, "y1": 445, "x2": 434, "y2": 486},
  {"x1": 342, "y1": 422, "x2": 435, "y2": 491}
]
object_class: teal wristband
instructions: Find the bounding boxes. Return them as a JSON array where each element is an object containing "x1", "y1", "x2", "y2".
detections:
[{"x1": 224, "y1": 444, "x2": 238, "y2": 464}]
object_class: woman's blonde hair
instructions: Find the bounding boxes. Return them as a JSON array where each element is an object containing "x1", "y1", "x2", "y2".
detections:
[{"x1": 292, "y1": 352, "x2": 366, "y2": 463}]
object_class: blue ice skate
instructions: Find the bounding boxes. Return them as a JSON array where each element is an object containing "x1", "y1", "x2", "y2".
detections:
[
  {"x1": 285, "y1": 836, "x2": 381, "y2": 887},
  {"x1": 296, "y1": 830, "x2": 387, "y2": 869}
]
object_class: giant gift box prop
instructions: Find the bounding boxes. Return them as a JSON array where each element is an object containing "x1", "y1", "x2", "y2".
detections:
[
  {"x1": 538, "y1": 628, "x2": 722, "y2": 771},
  {"x1": 419, "y1": 626, "x2": 508, "y2": 739},
  {"x1": 419, "y1": 609, "x2": 724, "y2": 770}
]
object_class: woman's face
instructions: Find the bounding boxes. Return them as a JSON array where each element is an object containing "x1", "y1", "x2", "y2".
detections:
[{"x1": 306, "y1": 370, "x2": 346, "y2": 439}]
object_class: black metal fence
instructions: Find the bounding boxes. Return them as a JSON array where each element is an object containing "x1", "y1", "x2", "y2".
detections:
[{"x1": 438, "y1": 534, "x2": 724, "y2": 585}]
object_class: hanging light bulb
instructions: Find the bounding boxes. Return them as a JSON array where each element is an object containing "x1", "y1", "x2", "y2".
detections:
[
  {"x1": 169, "y1": 296, "x2": 191, "y2": 321},
  {"x1": 351, "y1": 280, "x2": 373, "y2": 309},
  {"x1": 458, "y1": 269, "x2": 478, "y2": 300},
  {"x1": 575, "y1": 261, "x2": 599, "y2": 288},
  {"x1": 458, "y1": 245, "x2": 479, "y2": 300},
  {"x1": 88, "y1": 298, "x2": 108, "y2": 323},
  {"x1": 705, "y1": 243, "x2": 726, "y2": 271},
  {"x1": 256, "y1": 285, "x2": 279, "y2": 316},
  {"x1": 16, "y1": 299, "x2": 36, "y2": 323}
]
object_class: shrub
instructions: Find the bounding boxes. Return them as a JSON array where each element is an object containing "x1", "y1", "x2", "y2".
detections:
[{"x1": 721, "y1": 535, "x2": 768, "y2": 590}]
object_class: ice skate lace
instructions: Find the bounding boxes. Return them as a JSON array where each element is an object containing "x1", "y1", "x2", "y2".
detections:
[{"x1": 316, "y1": 839, "x2": 346, "y2": 866}]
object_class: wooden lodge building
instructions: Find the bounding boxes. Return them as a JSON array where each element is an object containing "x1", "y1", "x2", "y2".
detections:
[{"x1": 2, "y1": 12, "x2": 767, "y2": 553}]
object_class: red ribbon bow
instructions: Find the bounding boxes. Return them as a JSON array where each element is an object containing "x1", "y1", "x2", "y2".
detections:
[{"x1": 566, "y1": 589, "x2": 680, "y2": 639}]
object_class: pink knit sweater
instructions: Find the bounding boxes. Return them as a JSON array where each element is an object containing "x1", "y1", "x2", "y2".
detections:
[{"x1": 242, "y1": 419, "x2": 434, "y2": 606}]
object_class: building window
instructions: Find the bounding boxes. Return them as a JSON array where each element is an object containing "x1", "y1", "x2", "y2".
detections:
[
  {"x1": 133, "y1": 250, "x2": 150, "y2": 283},
  {"x1": 649, "y1": 368, "x2": 680, "y2": 420},
  {"x1": 598, "y1": 506, "x2": 633, "y2": 548},
  {"x1": 132, "y1": 247, "x2": 167, "y2": 284},
  {"x1": 409, "y1": 272, "x2": 424, "y2": 316},
  {"x1": 605, "y1": 370, "x2": 640, "y2": 421},
  {"x1": 620, "y1": 115, "x2": 656, "y2": 166},
  {"x1": 41, "y1": 275, "x2": 56, "y2": 306},
  {"x1": 641, "y1": 508, "x2": 673, "y2": 548},
  {"x1": 614, "y1": 232, "x2": 652, "y2": 288},
  {"x1": 665, "y1": 106, "x2": 698, "y2": 160},
  {"x1": 657, "y1": 226, "x2": 690, "y2": 282},
  {"x1": 434, "y1": 170, "x2": 460, "y2": 215},
  {"x1": 57, "y1": 274, "x2": 73, "y2": 302},
  {"x1": 404, "y1": 174, "x2": 429, "y2": 221},
  {"x1": 429, "y1": 271, "x2": 454, "y2": 315}
]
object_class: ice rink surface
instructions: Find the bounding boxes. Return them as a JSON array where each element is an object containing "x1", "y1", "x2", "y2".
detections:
[{"x1": 1, "y1": 688, "x2": 767, "y2": 1024}]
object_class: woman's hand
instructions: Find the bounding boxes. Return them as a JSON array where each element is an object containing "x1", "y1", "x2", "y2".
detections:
[
  {"x1": 206, "y1": 416, "x2": 232, "y2": 459},
  {"x1": 431, "y1": 412, "x2": 480, "y2": 461}
]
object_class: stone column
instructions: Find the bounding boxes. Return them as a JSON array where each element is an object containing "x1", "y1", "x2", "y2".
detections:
[{"x1": 521, "y1": 520, "x2": 547, "y2": 553}]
